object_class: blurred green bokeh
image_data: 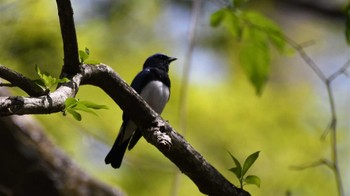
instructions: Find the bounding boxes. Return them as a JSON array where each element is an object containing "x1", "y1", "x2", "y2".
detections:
[{"x1": 0, "y1": 0, "x2": 349, "y2": 195}]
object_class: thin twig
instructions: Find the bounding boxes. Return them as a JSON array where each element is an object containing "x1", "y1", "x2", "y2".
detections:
[
  {"x1": 328, "y1": 59, "x2": 350, "y2": 82},
  {"x1": 291, "y1": 159, "x2": 334, "y2": 170}
]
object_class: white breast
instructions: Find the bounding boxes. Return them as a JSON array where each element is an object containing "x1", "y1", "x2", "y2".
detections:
[{"x1": 140, "y1": 81, "x2": 170, "y2": 114}]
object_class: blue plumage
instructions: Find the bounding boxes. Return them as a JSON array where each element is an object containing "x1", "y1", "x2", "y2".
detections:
[{"x1": 105, "y1": 53, "x2": 176, "y2": 169}]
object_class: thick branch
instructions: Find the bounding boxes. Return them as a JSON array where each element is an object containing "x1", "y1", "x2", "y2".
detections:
[
  {"x1": 0, "y1": 64, "x2": 249, "y2": 196},
  {"x1": 56, "y1": 0, "x2": 80, "y2": 75},
  {"x1": 0, "y1": 69, "x2": 81, "y2": 115},
  {"x1": 0, "y1": 65, "x2": 46, "y2": 96}
]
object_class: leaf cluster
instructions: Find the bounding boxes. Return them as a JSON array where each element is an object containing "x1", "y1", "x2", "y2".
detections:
[
  {"x1": 64, "y1": 97, "x2": 108, "y2": 121},
  {"x1": 228, "y1": 151, "x2": 261, "y2": 189},
  {"x1": 210, "y1": 0, "x2": 291, "y2": 95},
  {"x1": 34, "y1": 65, "x2": 70, "y2": 92}
]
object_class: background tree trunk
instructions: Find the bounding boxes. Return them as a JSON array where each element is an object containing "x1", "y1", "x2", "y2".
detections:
[{"x1": 0, "y1": 89, "x2": 123, "y2": 196}]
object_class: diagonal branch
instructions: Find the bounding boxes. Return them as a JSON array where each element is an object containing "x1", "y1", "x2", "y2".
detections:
[
  {"x1": 56, "y1": 0, "x2": 80, "y2": 75},
  {"x1": 0, "y1": 64, "x2": 249, "y2": 196},
  {"x1": 0, "y1": 65, "x2": 46, "y2": 97}
]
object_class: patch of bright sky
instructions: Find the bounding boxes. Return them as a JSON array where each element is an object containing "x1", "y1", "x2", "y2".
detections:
[{"x1": 155, "y1": 2, "x2": 229, "y2": 87}]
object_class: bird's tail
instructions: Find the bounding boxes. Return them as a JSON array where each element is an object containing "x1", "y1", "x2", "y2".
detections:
[{"x1": 105, "y1": 124, "x2": 130, "y2": 169}]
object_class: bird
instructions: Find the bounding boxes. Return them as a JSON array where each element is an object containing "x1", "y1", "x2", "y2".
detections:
[{"x1": 105, "y1": 53, "x2": 177, "y2": 169}]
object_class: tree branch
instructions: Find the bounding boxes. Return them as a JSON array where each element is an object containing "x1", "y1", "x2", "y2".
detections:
[
  {"x1": 55, "y1": 0, "x2": 80, "y2": 75},
  {"x1": 0, "y1": 64, "x2": 249, "y2": 196},
  {"x1": 0, "y1": 67, "x2": 81, "y2": 115},
  {"x1": 0, "y1": 65, "x2": 46, "y2": 96}
]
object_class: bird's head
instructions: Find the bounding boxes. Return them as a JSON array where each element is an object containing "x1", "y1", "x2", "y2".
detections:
[{"x1": 143, "y1": 53, "x2": 177, "y2": 72}]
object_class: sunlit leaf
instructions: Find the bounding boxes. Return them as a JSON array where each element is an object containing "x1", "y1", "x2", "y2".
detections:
[
  {"x1": 244, "y1": 175, "x2": 261, "y2": 187},
  {"x1": 210, "y1": 9, "x2": 227, "y2": 27},
  {"x1": 65, "y1": 98, "x2": 78, "y2": 109},
  {"x1": 79, "y1": 100, "x2": 109, "y2": 110},
  {"x1": 66, "y1": 108, "x2": 81, "y2": 121},
  {"x1": 242, "y1": 151, "x2": 260, "y2": 176},
  {"x1": 244, "y1": 11, "x2": 288, "y2": 54},
  {"x1": 35, "y1": 65, "x2": 43, "y2": 78},
  {"x1": 79, "y1": 49, "x2": 89, "y2": 63},
  {"x1": 74, "y1": 102, "x2": 98, "y2": 116},
  {"x1": 240, "y1": 27, "x2": 270, "y2": 95},
  {"x1": 225, "y1": 11, "x2": 243, "y2": 39}
]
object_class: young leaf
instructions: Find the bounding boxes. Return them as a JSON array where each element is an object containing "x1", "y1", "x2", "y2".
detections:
[
  {"x1": 210, "y1": 9, "x2": 227, "y2": 27},
  {"x1": 35, "y1": 65, "x2": 43, "y2": 78},
  {"x1": 74, "y1": 102, "x2": 98, "y2": 116},
  {"x1": 66, "y1": 108, "x2": 82, "y2": 121},
  {"x1": 79, "y1": 49, "x2": 89, "y2": 63},
  {"x1": 239, "y1": 32, "x2": 270, "y2": 95},
  {"x1": 244, "y1": 175, "x2": 261, "y2": 188},
  {"x1": 242, "y1": 151, "x2": 260, "y2": 177},
  {"x1": 65, "y1": 98, "x2": 78, "y2": 109},
  {"x1": 244, "y1": 11, "x2": 288, "y2": 54},
  {"x1": 79, "y1": 101, "x2": 109, "y2": 110},
  {"x1": 228, "y1": 151, "x2": 242, "y2": 178}
]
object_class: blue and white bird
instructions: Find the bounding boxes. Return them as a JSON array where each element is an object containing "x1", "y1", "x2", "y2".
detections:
[{"x1": 105, "y1": 53, "x2": 177, "y2": 168}]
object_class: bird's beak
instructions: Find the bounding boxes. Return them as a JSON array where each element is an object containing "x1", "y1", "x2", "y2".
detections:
[{"x1": 168, "y1": 57, "x2": 177, "y2": 62}]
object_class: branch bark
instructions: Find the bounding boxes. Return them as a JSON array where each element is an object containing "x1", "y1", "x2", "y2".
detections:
[
  {"x1": 0, "y1": 64, "x2": 250, "y2": 196},
  {"x1": 0, "y1": 65, "x2": 46, "y2": 97},
  {"x1": 56, "y1": 0, "x2": 80, "y2": 75}
]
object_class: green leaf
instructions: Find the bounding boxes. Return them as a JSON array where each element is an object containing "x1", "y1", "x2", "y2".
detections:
[
  {"x1": 225, "y1": 11, "x2": 243, "y2": 39},
  {"x1": 244, "y1": 11, "x2": 288, "y2": 54},
  {"x1": 32, "y1": 79, "x2": 45, "y2": 88},
  {"x1": 66, "y1": 108, "x2": 82, "y2": 121},
  {"x1": 74, "y1": 102, "x2": 98, "y2": 116},
  {"x1": 35, "y1": 65, "x2": 43, "y2": 78},
  {"x1": 229, "y1": 167, "x2": 242, "y2": 179},
  {"x1": 242, "y1": 151, "x2": 260, "y2": 176},
  {"x1": 79, "y1": 101, "x2": 109, "y2": 110},
  {"x1": 210, "y1": 9, "x2": 227, "y2": 27},
  {"x1": 240, "y1": 28, "x2": 270, "y2": 95},
  {"x1": 65, "y1": 98, "x2": 78, "y2": 109},
  {"x1": 228, "y1": 151, "x2": 242, "y2": 178},
  {"x1": 79, "y1": 49, "x2": 89, "y2": 63},
  {"x1": 244, "y1": 175, "x2": 261, "y2": 188}
]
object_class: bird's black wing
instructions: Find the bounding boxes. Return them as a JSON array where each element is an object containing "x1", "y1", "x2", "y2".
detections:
[
  {"x1": 105, "y1": 69, "x2": 153, "y2": 168},
  {"x1": 122, "y1": 69, "x2": 153, "y2": 121},
  {"x1": 128, "y1": 68, "x2": 170, "y2": 150}
]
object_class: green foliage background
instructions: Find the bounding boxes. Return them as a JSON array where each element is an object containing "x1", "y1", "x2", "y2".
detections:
[{"x1": 0, "y1": 0, "x2": 349, "y2": 195}]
